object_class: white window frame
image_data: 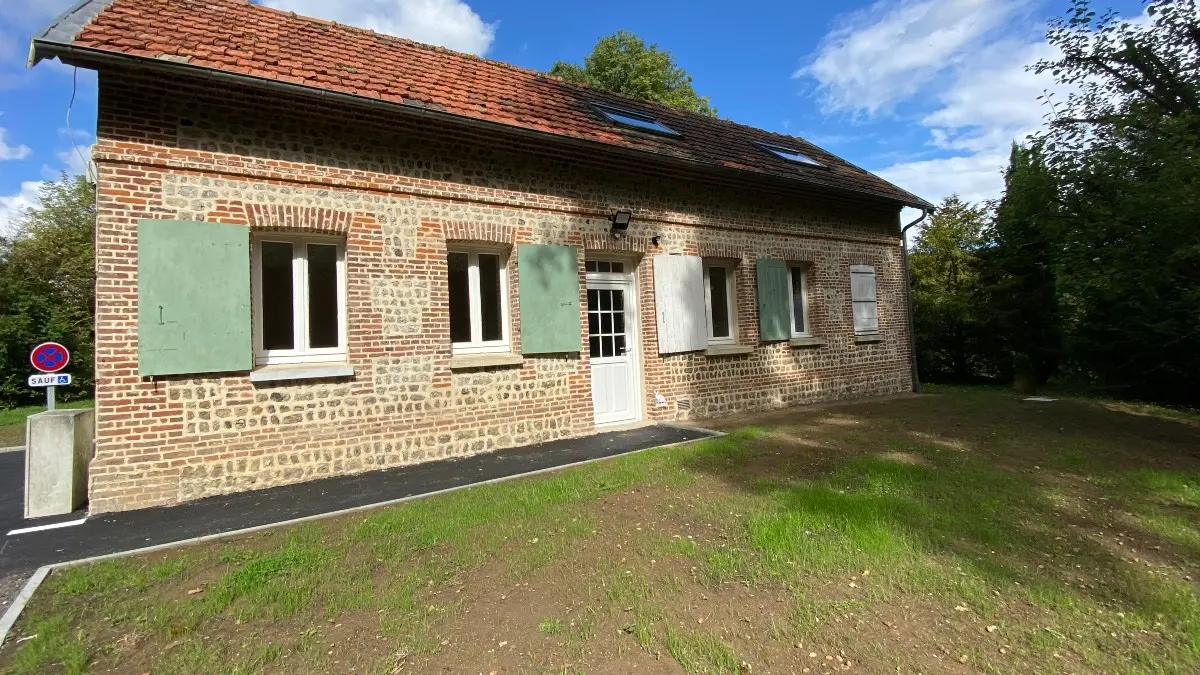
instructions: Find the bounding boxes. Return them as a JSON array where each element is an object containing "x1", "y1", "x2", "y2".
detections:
[
  {"x1": 703, "y1": 261, "x2": 737, "y2": 346},
  {"x1": 252, "y1": 233, "x2": 348, "y2": 366},
  {"x1": 448, "y1": 246, "x2": 511, "y2": 355},
  {"x1": 850, "y1": 264, "x2": 880, "y2": 336},
  {"x1": 788, "y1": 263, "x2": 812, "y2": 338}
]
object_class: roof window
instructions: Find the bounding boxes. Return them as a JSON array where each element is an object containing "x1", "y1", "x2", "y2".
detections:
[
  {"x1": 593, "y1": 103, "x2": 679, "y2": 136},
  {"x1": 756, "y1": 142, "x2": 824, "y2": 167}
]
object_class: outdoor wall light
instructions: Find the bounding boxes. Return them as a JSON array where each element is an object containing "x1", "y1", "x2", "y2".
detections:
[
  {"x1": 610, "y1": 210, "x2": 632, "y2": 239},
  {"x1": 651, "y1": 235, "x2": 661, "y2": 247}
]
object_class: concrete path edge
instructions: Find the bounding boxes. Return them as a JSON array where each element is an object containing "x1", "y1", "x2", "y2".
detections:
[
  {"x1": 0, "y1": 567, "x2": 48, "y2": 646},
  {"x1": 0, "y1": 426, "x2": 725, "y2": 646}
]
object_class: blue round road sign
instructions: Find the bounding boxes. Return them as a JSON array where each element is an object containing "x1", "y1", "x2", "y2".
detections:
[{"x1": 31, "y1": 342, "x2": 70, "y2": 374}]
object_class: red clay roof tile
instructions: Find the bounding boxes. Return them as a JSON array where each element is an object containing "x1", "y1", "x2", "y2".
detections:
[{"x1": 36, "y1": 0, "x2": 929, "y2": 208}]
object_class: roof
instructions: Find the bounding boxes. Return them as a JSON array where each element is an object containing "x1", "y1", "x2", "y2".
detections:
[{"x1": 31, "y1": 0, "x2": 932, "y2": 210}]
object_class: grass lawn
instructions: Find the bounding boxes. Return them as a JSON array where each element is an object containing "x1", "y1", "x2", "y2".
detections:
[
  {"x1": 0, "y1": 400, "x2": 93, "y2": 448},
  {"x1": 2, "y1": 386, "x2": 1199, "y2": 674}
]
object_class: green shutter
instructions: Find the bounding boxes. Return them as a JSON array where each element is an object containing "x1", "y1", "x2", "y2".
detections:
[
  {"x1": 138, "y1": 219, "x2": 252, "y2": 376},
  {"x1": 756, "y1": 258, "x2": 791, "y2": 342},
  {"x1": 517, "y1": 244, "x2": 581, "y2": 354}
]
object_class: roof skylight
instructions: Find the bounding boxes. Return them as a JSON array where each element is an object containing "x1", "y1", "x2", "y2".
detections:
[
  {"x1": 756, "y1": 142, "x2": 824, "y2": 167},
  {"x1": 593, "y1": 104, "x2": 679, "y2": 136}
]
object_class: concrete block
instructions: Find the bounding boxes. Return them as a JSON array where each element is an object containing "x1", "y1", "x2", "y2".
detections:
[{"x1": 24, "y1": 408, "x2": 94, "y2": 518}]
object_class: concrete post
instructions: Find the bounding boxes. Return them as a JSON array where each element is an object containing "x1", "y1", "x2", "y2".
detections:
[{"x1": 24, "y1": 408, "x2": 94, "y2": 518}]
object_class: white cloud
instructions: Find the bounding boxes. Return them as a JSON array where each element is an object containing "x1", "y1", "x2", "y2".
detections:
[
  {"x1": 874, "y1": 37, "x2": 1064, "y2": 205},
  {"x1": 0, "y1": 180, "x2": 42, "y2": 237},
  {"x1": 878, "y1": 151, "x2": 1009, "y2": 207},
  {"x1": 798, "y1": 0, "x2": 1026, "y2": 117},
  {"x1": 47, "y1": 127, "x2": 95, "y2": 180},
  {"x1": 0, "y1": 126, "x2": 31, "y2": 160},
  {"x1": 798, "y1": 0, "x2": 1067, "y2": 206},
  {"x1": 55, "y1": 142, "x2": 94, "y2": 179},
  {"x1": 920, "y1": 40, "x2": 1060, "y2": 153},
  {"x1": 264, "y1": 0, "x2": 496, "y2": 55}
]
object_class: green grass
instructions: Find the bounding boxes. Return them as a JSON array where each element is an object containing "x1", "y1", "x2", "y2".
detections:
[
  {"x1": 665, "y1": 624, "x2": 742, "y2": 674},
  {"x1": 4, "y1": 387, "x2": 1200, "y2": 674},
  {"x1": 0, "y1": 399, "x2": 93, "y2": 447}
]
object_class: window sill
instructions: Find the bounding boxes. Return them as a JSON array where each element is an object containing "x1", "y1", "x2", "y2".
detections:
[
  {"x1": 855, "y1": 334, "x2": 884, "y2": 344},
  {"x1": 705, "y1": 344, "x2": 754, "y2": 357},
  {"x1": 789, "y1": 337, "x2": 826, "y2": 348},
  {"x1": 448, "y1": 353, "x2": 524, "y2": 370},
  {"x1": 250, "y1": 363, "x2": 355, "y2": 383}
]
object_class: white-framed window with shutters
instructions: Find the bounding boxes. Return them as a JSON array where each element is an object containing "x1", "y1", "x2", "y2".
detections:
[
  {"x1": 703, "y1": 261, "x2": 737, "y2": 345},
  {"x1": 850, "y1": 264, "x2": 879, "y2": 335},
  {"x1": 788, "y1": 263, "x2": 811, "y2": 338},
  {"x1": 447, "y1": 247, "x2": 511, "y2": 355},
  {"x1": 252, "y1": 234, "x2": 348, "y2": 365}
]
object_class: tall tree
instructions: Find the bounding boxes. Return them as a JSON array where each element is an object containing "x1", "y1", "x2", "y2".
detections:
[
  {"x1": 982, "y1": 144, "x2": 1063, "y2": 392},
  {"x1": 909, "y1": 196, "x2": 992, "y2": 381},
  {"x1": 1033, "y1": 0, "x2": 1200, "y2": 402},
  {"x1": 550, "y1": 31, "x2": 716, "y2": 116},
  {"x1": 0, "y1": 174, "x2": 95, "y2": 406}
]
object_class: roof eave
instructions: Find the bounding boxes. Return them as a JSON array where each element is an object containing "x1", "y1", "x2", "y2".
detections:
[
  {"x1": 30, "y1": 40, "x2": 933, "y2": 211},
  {"x1": 28, "y1": 0, "x2": 116, "y2": 67}
]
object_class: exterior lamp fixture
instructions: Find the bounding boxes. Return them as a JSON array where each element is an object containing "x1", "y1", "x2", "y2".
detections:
[{"x1": 610, "y1": 210, "x2": 632, "y2": 239}]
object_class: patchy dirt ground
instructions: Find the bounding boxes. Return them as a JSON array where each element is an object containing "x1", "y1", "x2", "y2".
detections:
[{"x1": 3, "y1": 386, "x2": 1199, "y2": 674}]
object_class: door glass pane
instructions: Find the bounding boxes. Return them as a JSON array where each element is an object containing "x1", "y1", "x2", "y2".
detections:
[
  {"x1": 612, "y1": 289, "x2": 624, "y2": 310},
  {"x1": 708, "y1": 266, "x2": 730, "y2": 338},
  {"x1": 308, "y1": 244, "x2": 339, "y2": 349},
  {"x1": 614, "y1": 335, "x2": 626, "y2": 355},
  {"x1": 791, "y1": 266, "x2": 806, "y2": 335},
  {"x1": 590, "y1": 335, "x2": 601, "y2": 356},
  {"x1": 610, "y1": 262, "x2": 624, "y2": 273},
  {"x1": 585, "y1": 260, "x2": 598, "y2": 272},
  {"x1": 448, "y1": 252, "x2": 471, "y2": 343},
  {"x1": 588, "y1": 313, "x2": 599, "y2": 335},
  {"x1": 601, "y1": 313, "x2": 613, "y2": 335},
  {"x1": 602, "y1": 336, "x2": 614, "y2": 358},
  {"x1": 478, "y1": 254, "x2": 503, "y2": 342},
  {"x1": 599, "y1": 289, "x2": 611, "y2": 311},
  {"x1": 261, "y1": 241, "x2": 295, "y2": 350},
  {"x1": 614, "y1": 311, "x2": 625, "y2": 334}
]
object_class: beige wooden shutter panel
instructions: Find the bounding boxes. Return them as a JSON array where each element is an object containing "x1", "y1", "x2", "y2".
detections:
[
  {"x1": 653, "y1": 255, "x2": 707, "y2": 354},
  {"x1": 850, "y1": 265, "x2": 879, "y2": 335}
]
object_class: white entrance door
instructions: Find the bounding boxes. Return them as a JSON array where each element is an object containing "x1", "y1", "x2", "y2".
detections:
[{"x1": 587, "y1": 275, "x2": 640, "y2": 426}]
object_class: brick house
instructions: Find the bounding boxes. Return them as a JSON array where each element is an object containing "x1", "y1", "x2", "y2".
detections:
[{"x1": 31, "y1": 0, "x2": 931, "y2": 513}]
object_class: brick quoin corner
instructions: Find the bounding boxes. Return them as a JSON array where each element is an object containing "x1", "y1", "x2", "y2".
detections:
[{"x1": 88, "y1": 68, "x2": 914, "y2": 513}]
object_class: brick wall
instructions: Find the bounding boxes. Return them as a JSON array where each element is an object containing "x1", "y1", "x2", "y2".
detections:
[{"x1": 89, "y1": 68, "x2": 912, "y2": 512}]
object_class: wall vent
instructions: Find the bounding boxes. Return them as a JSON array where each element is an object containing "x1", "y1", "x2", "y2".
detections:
[{"x1": 676, "y1": 399, "x2": 692, "y2": 411}]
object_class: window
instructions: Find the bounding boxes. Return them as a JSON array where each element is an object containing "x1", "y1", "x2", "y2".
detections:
[
  {"x1": 447, "y1": 248, "x2": 510, "y2": 354},
  {"x1": 253, "y1": 234, "x2": 347, "y2": 365},
  {"x1": 755, "y1": 142, "x2": 824, "y2": 167},
  {"x1": 593, "y1": 103, "x2": 680, "y2": 136},
  {"x1": 585, "y1": 260, "x2": 625, "y2": 273},
  {"x1": 789, "y1": 264, "x2": 811, "y2": 338},
  {"x1": 850, "y1": 265, "x2": 879, "y2": 335},
  {"x1": 704, "y1": 262, "x2": 736, "y2": 345}
]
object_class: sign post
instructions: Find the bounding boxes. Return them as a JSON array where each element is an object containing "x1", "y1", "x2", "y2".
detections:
[{"x1": 30, "y1": 342, "x2": 70, "y2": 411}]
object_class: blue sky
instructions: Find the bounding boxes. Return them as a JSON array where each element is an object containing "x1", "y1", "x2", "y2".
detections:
[{"x1": 0, "y1": 0, "x2": 1146, "y2": 232}]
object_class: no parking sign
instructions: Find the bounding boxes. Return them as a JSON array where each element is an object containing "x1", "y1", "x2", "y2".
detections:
[
  {"x1": 30, "y1": 342, "x2": 70, "y2": 373},
  {"x1": 29, "y1": 342, "x2": 71, "y2": 410}
]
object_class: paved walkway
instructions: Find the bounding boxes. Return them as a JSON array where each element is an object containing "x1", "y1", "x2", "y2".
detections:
[{"x1": 0, "y1": 424, "x2": 715, "y2": 610}]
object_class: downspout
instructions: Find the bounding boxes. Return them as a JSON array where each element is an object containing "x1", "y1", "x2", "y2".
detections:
[{"x1": 901, "y1": 208, "x2": 930, "y2": 393}]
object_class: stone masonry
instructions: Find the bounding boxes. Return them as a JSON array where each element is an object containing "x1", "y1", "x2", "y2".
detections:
[{"x1": 89, "y1": 67, "x2": 913, "y2": 512}]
